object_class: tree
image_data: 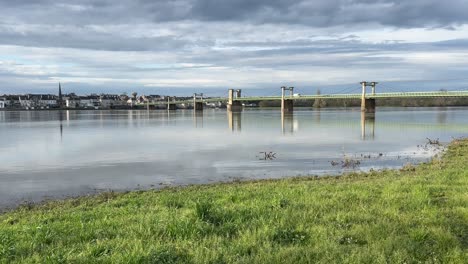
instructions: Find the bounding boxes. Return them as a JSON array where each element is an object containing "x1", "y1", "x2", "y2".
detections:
[
  {"x1": 313, "y1": 89, "x2": 327, "y2": 108},
  {"x1": 132, "y1": 92, "x2": 138, "y2": 99}
]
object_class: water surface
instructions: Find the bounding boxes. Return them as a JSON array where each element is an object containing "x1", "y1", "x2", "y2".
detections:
[{"x1": 1, "y1": 107, "x2": 467, "y2": 209}]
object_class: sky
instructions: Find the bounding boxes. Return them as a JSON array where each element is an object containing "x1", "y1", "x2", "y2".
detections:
[{"x1": 1, "y1": 0, "x2": 468, "y2": 96}]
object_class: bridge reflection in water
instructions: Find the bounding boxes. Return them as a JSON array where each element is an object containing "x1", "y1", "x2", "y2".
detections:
[
  {"x1": 361, "y1": 112, "x2": 376, "y2": 140},
  {"x1": 193, "y1": 110, "x2": 203, "y2": 128},
  {"x1": 227, "y1": 110, "x2": 375, "y2": 139},
  {"x1": 281, "y1": 112, "x2": 295, "y2": 135},
  {"x1": 229, "y1": 110, "x2": 375, "y2": 140},
  {"x1": 228, "y1": 111, "x2": 242, "y2": 132},
  {"x1": 47, "y1": 107, "x2": 466, "y2": 143}
]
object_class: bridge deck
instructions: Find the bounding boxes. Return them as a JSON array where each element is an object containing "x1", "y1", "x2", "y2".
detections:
[{"x1": 140, "y1": 91, "x2": 468, "y2": 105}]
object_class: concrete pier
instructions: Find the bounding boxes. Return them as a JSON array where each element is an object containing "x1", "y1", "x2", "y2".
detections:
[
  {"x1": 193, "y1": 93, "x2": 204, "y2": 111},
  {"x1": 167, "y1": 97, "x2": 177, "y2": 110},
  {"x1": 360, "y1": 81, "x2": 377, "y2": 113},
  {"x1": 281, "y1": 86, "x2": 294, "y2": 113},
  {"x1": 364, "y1": 99, "x2": 376, "y2": 113},
  {"x1": 194, "y1": 102, "x2": 203, "y2": 111},
  {"x1": 227, "y1": 89, "x2": 243, "y2": 112},
  {"x1": 282, "y1": 99, "x2": 294, "y2": 113}
]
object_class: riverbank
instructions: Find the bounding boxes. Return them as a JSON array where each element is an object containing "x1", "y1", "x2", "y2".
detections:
[{"x1": 1, "y1": 139, "x2": 467, "y2": 263}]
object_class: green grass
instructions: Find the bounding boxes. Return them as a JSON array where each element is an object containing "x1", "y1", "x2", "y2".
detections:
[{"x1": 1, "y1": 139, "x2": 468, "y2": 263}]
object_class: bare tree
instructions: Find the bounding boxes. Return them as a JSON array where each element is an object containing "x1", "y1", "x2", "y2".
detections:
[{"x1": 313, "y1": 89, "x2": 327, "y2": 108}]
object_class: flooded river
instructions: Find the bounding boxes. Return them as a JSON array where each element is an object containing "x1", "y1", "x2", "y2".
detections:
[{"x1": 1, "y1": 107, "x2": 467, "y2": 209}]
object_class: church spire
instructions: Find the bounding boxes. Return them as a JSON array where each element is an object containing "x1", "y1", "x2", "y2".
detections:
[{"x1": 58, "y1": 82, "x2": 63, "y2": 107}]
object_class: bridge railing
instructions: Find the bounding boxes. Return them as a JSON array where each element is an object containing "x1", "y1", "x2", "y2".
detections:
[{"x1": 137, "y1": 90, "x2": 468, "y2": 106}]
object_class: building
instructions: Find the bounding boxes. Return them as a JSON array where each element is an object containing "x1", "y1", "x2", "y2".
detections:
[
  {"x1": 65, "y1": 93, "x2": 80, "y2": 108},
  {"x1": 99, "y1": 94, "x2": 125, "y2": 108},
  {"x1": 18, "y1": 95, "x2": 34, "y2": 109},
  {"x1": 17, "y1": 94, "x2": 57, "y2": 109},
  {"x1": 37, "y1": 94, "x2": 58, "y2": 108},
  {"x1": 0, "y1": 99, "x2": 5, "y2": 109},
  {"x1": 3, "y1": 95, "x2": 21, "y2": 108},
  {"x1": 78, "y1": 95, "x2": 100, "y2": 108}
]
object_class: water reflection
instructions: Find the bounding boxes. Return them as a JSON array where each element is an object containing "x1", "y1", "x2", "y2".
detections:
[
  {"x1": 58, "y1": 110, "x2": 65, "y2": 141},
  {"x1": 193, "y1": 111, "x2": 203, "y2": 128},
  {"x1": 1, "y1": 108, "x2": 467, "y2": 209},
  {"x1": 313, "y1": 110, "x2": 321, "y2": 123},
  {"x1": 436, "y1": 107, "x2": 447, "y2": 124},
  {"x1": 228, "y1": 111, "x2": 242, "y2": 132},
  {"x1": 281, "y1": 112, "x2": 295, "y2": 135},
  {"x1": 361, "y1": 112, "x2": 376, "y2": 140}
]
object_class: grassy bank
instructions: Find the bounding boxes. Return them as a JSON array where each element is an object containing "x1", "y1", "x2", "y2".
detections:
[{"x1": 1, "y1": 140, "x2": 467, "y2": 263}]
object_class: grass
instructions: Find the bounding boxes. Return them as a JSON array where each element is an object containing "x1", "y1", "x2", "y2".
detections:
[{"x1": 1, "y1": 139, "x2": 467, "y2": 263}]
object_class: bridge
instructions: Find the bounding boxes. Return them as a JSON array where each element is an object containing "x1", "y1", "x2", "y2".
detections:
[{"x1": 139, "y1": 82, "x2": 468, "y2": 113}]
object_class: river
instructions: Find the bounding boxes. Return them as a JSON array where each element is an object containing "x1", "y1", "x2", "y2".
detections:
[{"x1": 0, "y1": 107, "x2": 467, "y2": 210}]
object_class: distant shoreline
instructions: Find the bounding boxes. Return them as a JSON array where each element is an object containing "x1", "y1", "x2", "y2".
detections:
[{"x1": 1, "y1": 104, "x2": 468, "y2": 112}]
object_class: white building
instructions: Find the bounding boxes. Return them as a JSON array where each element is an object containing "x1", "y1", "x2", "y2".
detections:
[
  {"x1": 0, "y1": 100, "x2": 5, "y2": 109},
  {"x1": 99, "y1": 95, "x2": 124, "y2": 108},
  {"x1": 19, "y1": 95, "x2": 34, "y2": 109},
  {"x1": 66, "y1": 98, "x2": 80, "y2": 108},
  {"x1": 79, "y1": 96, "x2": 100, "y2": 108},
  {"x1": 38, "y1": 95, "x2": 57, "y2": 108}
]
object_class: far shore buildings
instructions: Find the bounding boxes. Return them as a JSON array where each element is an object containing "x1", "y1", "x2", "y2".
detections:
[
  {"x1": 0, "y1": 93, "x2": 173, "y2": 110},
  {"x1": 0, "y1": 84, "x2": 187, "y2": 110},
  {"x1": 18, "y1": 94, "x2": 58, "y2": 109}
]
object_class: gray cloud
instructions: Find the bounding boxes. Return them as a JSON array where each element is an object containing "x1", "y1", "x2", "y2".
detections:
[
  {"x1": 1, "y1": 0, "x2": 468, "y2": 27},
  {"x1": 0, "y1": 0, "x2": 468, "y2": 94}
]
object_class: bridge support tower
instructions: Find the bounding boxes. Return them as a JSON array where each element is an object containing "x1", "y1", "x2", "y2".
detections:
[
  {"x1": 227, "y1": 89, "x2": 243, "y2": 112},
  {"x1": 360, "y1": 81, "x2": 378, "y2": 113},
  {"x1": 167, "y1": 97, "x2": 177, "y2": 110},
  {"x1": 281, "y1": 86, "x2": 294, "y2": 113},
  {"x1": 193, "y1": 93, "x2": 204, "y2": 111}
]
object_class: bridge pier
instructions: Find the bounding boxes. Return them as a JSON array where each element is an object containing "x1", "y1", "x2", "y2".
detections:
[
  {"x1": 193, "y1": 93, "x2": 204, "y2": 111},
  {"x1": 364, "y1": 99, "x2": 376, "y2": 113},
  {"x1": 167, "y1": 104, "x2": 177, "y2": 110},
  {"x1": 281, "y1": 86, "x2": 294, "y2": 113},
  {"x1": 227, "y1": 89, "x2": 243, "y2": 112},
  {"x1": 167, "y1": 97, "x2": 177, "y2": 110},
  {"x1": 360, "y1": 81, "x2": 378, "y2": 113},
  {"x1": 194, "y1": 102, "x2": 203, "y2": 111}
]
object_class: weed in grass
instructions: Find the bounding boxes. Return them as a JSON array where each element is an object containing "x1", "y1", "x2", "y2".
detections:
[
  {"x1": 163, "y1": 198, "x2": 185, "y2": 209},
  {"x1": 272, "y1": 228, "x2": 309, "y2": 245},
  {"x1": 400, "y1": 163, "x2": 416, "y2": 172},
  {"x1": 195, "y1": 200, "x2": 218, "y2": 225},
  {"x1": 0, "y1": 232, "x2": 16, "y2": 261},
  {"x1": 90, "y1": 245, "x2": 113, "y2": 258},
  {"x1": 338, "y1": 235, "x2": 367, "y2": 246},
  {"x1": 140, "y1": 246, "x2": 192, "y2": 264},
  {"x1": 279, "y1": 198, "x2": 290, "y2": 208}
]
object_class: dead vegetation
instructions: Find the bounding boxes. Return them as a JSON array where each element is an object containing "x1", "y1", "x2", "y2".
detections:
[{"x1": 258, "y1": 151, "x2": 277, "y2": 160}]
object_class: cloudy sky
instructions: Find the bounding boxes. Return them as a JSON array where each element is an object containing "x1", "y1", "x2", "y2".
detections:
[{"x1": 1, "y1": 0, "x2": 468, "y2": 96}]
